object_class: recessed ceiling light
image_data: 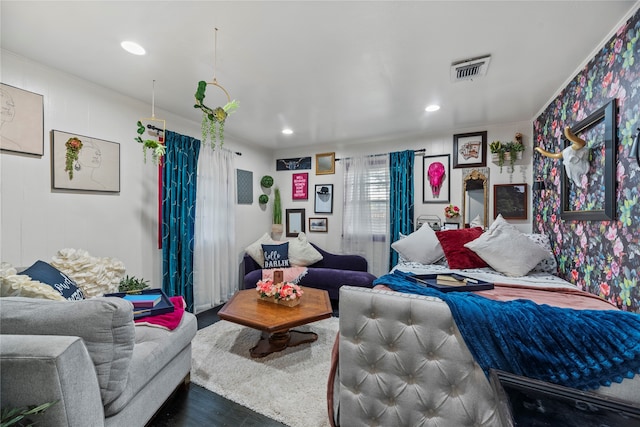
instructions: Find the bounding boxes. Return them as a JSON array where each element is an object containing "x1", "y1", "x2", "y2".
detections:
[
  {"x1": 121, "y1": 41, "x2": 146, "y2": 55},
  {"x1": 425, "y1": 104, "x2": 440, "y2": 112},
  {"x1": 282, "y1": 128, "x2": 293, "y2": 135}
]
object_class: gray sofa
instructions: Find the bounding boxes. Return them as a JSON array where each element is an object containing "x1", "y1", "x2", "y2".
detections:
[
  {"x1": 0, "y1": 296, "x2": 197, "y2": 427},
  {"x1": 331, "y1": 286, "x2": 640, "y2": 427}
]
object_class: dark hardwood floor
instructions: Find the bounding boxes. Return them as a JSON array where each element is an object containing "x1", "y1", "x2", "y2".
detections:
[{"x1": 146, "y1": 300, "x2": 339, "y2": 427}]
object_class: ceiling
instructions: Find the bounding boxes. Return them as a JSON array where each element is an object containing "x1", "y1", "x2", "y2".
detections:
[{"x1": 1, "y1": 1, "x2": 637, "y2": 150}]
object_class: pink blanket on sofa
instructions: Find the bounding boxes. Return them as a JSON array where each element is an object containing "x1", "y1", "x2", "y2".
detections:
[{"x1": 262, "y1": 267, "x2": 308, "y2": 284}]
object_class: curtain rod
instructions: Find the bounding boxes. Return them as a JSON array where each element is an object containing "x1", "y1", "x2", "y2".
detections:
[{"x1": 335, "y1": 148, "x2": 425, "y2": 161}]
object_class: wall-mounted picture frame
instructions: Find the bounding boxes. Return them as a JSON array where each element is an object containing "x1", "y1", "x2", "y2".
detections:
[
  {"x1": 236, "y1": 169, "x2": 253, "y2": 204},
  {"x1": 51, "y1": 130, "x2": 120, "y2": 192},
  {"x1": 423, "y1": 154, "x2": 450, "y2": 203},
  {"x1": 0, "y1": 83, "x2": 44, "y2": 156},
  {"x1": 494, "y1": 183, "x2": 528, "y2": 219},
  {"x1": 286, "y1": 208, "x2": 305, "y2": 237},
  {"x1": 276, "y1": 156, "x2": 312, "y2": 171},
  {"x1": 292, "y1": 172, "x2": 308, "y2": 200},
  {"x1": 316, "y1": 152, "x2": 335, "y2": 175},
  {"x1": 453, "y1": 131, "x2": 487, "y2": 169},
  {"x1": 309, "y1": 217, "x2": 328, "y2": 232},
  {"x1": 314, "y1": 184, "x2": 333, "y2": 213},
  {"x1": 561, "y1": 99, "x2": 616, "y2": 221}
]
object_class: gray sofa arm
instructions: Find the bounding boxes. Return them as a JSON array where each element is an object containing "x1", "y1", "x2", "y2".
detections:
[{"x1": 1, "y1": 335, "x2": 105, "y2": 427}]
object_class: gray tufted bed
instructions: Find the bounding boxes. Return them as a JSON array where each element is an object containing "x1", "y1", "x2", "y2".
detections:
[{"x1": 329, "y1": 262, "x2": 640, "y2": 427}]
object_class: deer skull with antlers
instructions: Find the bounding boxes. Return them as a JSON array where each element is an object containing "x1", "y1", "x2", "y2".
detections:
[{"x1": 535, "y1": 126, "x2": 589, "y2": 187}]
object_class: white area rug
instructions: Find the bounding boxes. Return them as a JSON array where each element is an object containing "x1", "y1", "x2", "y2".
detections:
[{"x1": 191, "y1": 317, "x2": 338, "y2": 427}]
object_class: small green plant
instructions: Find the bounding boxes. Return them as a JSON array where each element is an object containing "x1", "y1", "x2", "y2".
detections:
[
  {"x1": 491, "y1": 133, "x2": 524, "y2": 173},
  {"x1": 273, "y1": 187, "x2": 282, "y2": 225},
  {"x1": 259, "y1": 194, "x2": 269, "y2": 204},
  {"x1": 260, "y1": 175, "x2": 274, "y2": 188},
  {"x1": 1, "y1": 401, "x2": 58, "y2": 427},
  {"x1": 118, "y1": 275, "x2": 150, "y2": 293}
]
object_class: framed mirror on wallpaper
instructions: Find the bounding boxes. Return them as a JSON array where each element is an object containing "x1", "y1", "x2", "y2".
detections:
[{"x1": 560, "y1": 99, "x2": 616, "y2": 221}]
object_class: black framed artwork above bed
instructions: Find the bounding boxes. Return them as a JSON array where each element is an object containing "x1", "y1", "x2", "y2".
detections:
[{"x1": 494, "y1": 183, "x2": 528, "y2": 219}]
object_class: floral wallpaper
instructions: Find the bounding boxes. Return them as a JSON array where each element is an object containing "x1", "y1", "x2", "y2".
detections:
[{"x1": 533, "y1": 8, "x2": 640, "y2": 312}]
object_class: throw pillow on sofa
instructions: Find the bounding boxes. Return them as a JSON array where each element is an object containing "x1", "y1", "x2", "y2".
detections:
[
  {"x1": 245, "y1": 233, "x2": 276, "y2": 267},
  {"x1": 50, "y1": 248, "x2": 126, "y2": 297},
  {"x1": 0, "y1": 262, "x2": 65, "y2": 301},
  {"x1": 262, "y1": 242, "x2": 290, "y2": 268},
  {"x1": 21, "y1": 260, "x2": 85, "y2": 300}
]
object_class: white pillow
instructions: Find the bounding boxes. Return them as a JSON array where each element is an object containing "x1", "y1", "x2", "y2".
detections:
[
  {"x1": 245, "y1": 233, "x2": 276, "y2": 267},
  {"x1": 288, "y1": 232, "x2": 323, "y2": 266},
  {"x1": 470, "y1": 214, "x2": 483, "y2": 228},
  {"x1": 391, "y1": 224, "x2": 444, "y2": 265},
  {"x1": 524, "y1": 233, "x2": 558, "y2": 274},
  {"x1": 464, "y1": 215, "x2": 550, "y2": 277}
]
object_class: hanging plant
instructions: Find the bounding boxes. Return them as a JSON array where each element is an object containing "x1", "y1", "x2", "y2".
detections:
[
  {"x1": 135, "y1": 121, "x2": 166, "y2": 164},
  {"x1": 65, "y1": 137, "x2": 83, "y2": 180},
  {"x1": 194, "y1": 81, "x2": 239, "y2": 149}
]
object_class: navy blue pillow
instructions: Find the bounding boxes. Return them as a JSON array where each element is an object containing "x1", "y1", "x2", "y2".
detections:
[
  {"x1": 262, "y1": 242, "x2": 290, "y2": 269},
  {"x1": 21, "y1": 260, "x2": 84, "y2": 300}
]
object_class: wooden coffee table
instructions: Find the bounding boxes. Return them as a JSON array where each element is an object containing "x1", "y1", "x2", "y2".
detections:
[{"x1": 218, "y1": 287, "x2": 333, "y2": 358}]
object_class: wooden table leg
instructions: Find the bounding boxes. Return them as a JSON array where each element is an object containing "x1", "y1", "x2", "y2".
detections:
[{"x1": 249, "y1": 329, "x2": 318, "y2": 358}]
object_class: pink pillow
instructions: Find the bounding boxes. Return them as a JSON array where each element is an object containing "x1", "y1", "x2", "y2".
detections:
[{"x1": 435, "y1": 227, "x2": 488, "y2": 269}]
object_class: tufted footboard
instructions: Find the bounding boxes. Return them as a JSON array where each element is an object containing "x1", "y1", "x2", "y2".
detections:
[{"x1": 335, "y1": 286, "x2": 502, "y2": 427}]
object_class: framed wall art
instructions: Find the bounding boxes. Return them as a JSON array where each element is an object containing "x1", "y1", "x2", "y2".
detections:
[
  {"x1": 423, "y1": 154, "x2": 450, "y2": 203},
  {"x1": 560, "y1": 99, "x2": 616, "y2": 221},
  {"x1": 316, "y1": 152, "x2": 335, "y2": 175},
  {"x1": 309, "y1": 217, "x2": 328, "y2": 232},
  {"x1": 494, "y1": 183, "x2": 528, "y2": 219},
  {"x1": 292, "y1": 172, "x2": 308, "y2": 200},
  {"x1": 453, "y1": 131, "x2": 487, "y2": 169},
  {"x1": 286, "y1": 208, "x2": 305, "y2": 237},
  {"x1": 51, "y1": 130, "x2": 120, "y2": 192},
  {"x1": 236, "y1": 169, "x2": 253, "y2": 204},
  {"x1": 276, "y1": 156, "x2": 312, "y2": 171},
  {"x1": 314, "y1": 184, "x2": 333, "y2": 213},
  {"x1": 0, "y1": 83, "x2": 44, "y2": 156}
]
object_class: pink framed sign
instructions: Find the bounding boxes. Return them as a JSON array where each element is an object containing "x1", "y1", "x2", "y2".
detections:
[{"x1": 292, "y1": 172, "x2": 308, "y2": 200}]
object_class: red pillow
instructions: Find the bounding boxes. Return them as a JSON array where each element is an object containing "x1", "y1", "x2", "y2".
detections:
[{"x1": 435, "y1": 227, "x2": 488, "y2": 269}]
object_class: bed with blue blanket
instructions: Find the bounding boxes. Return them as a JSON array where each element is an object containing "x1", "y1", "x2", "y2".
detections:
[{"x1": 329, "y1": 223, "x2": 640, "y2": 426}]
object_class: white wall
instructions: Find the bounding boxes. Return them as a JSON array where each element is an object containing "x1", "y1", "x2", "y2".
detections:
[
  {"x1": 273, "y1": 121, "x2": 534, "y2": 256},
  {"x1": 1, "y1": 50, "x2": 272, "y2": 289}
]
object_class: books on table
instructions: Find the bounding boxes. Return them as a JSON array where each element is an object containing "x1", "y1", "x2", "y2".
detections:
[{"x1": 123, "y1": 294, "x2": 162, "y2": 308}]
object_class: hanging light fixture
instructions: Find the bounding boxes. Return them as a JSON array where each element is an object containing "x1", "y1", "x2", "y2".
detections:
[
  {"x1": 135, "y1": 80, "x2": 166, "y2": 164},
  {"x1": 194, "y1": 27, "x2": 239, "y2": 149}
]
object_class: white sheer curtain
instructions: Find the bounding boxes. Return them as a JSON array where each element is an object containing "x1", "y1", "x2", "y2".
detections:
[
  {"x1": 341, "y1": 155, "x2": 390, "y2": 278},
  {"x1": 193, "y1": 147, "x2": 237, "y2": 313}
]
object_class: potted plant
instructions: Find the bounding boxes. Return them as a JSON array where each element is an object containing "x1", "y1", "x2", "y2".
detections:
[
  {"x1": 490, "y1": 133, "x2": 524, "y2": 173},
  {"x1": 271, "y1": 187, "x2": 283, "y2": 239},
  {"x1": 118, "y1": 275, "x2": 150, "y2": 293}
]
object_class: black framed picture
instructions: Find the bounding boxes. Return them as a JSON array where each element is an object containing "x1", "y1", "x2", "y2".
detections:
[
  {"x1": 494, "y1": 183, "x2": 528, "y2": 219},
  {"x1": 314, "y1": 184, "x2": 333, "y2": 213},
  {"x1": 309, "y1": 217, "x2": 328, "y2": 232},
  {"x1": 423, "y1": 154, "x2": 450, "y2": 203},
  {"x1": 453, "y1": 131, "x2": 487, "y2": 169}
]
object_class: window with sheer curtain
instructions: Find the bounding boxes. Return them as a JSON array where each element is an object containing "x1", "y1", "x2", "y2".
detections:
[{"x1": 341, "y1": 155, "x2": 390, "y2": 277}]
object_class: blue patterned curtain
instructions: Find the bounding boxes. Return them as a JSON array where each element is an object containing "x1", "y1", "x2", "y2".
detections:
[
  {"x1": 389, "y1": 150, "x2": 414, "y2": 269},
  {"x1": 162, "y1": 131, "x2": 200, "y2": 312}
]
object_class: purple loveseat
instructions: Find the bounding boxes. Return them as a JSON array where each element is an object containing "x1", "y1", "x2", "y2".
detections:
[{"x1": 243, "y1": 244, "x2": 376, "y2": 300}]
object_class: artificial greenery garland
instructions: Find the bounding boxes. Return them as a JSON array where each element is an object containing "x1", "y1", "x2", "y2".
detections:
[{"x1": 194, "y1": 80, "x2": 239, "y2": 148}]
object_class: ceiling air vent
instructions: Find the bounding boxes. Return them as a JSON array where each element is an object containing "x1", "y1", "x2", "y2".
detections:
[{"x1": 451, "y1": 55, "x2": 491, "y2": 82}]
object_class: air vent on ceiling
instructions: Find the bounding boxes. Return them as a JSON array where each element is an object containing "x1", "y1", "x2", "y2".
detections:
[{"x1": 451, "y1": 55, "x2": 491, "y2": 82}]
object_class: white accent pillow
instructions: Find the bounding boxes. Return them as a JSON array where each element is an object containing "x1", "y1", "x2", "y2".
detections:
[
  {"x1": 391, "y1": 224, "x2": 444, "y2": 265},
  {"x1": 245, "y1": 233, "x2": 276, "y2": 267},
  {"x1": 470, "y1": 214, "x2": 483, "y2": 228},
  {"x1": 464, "y1": 215, "x2": 550, "y2": 277},
  {"x1": 288, "y1": 232, "x2": 323, "y2": 266},
  {"x1": 524, "y1": 233, "x2": 558, "y2": 274}
]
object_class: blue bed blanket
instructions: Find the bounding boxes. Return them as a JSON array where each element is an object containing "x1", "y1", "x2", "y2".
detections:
[{"x1": 374, "y1": 270, "x2": 640, "y2": 390}]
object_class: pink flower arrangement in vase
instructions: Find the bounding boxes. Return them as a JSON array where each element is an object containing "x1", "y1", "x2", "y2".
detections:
[
  {"x1": 256, "y1": 278, "x2": 304, "y2": 307},
  {"x1": 444, "y1": 204, "x2": 460, "y2": 219}
]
